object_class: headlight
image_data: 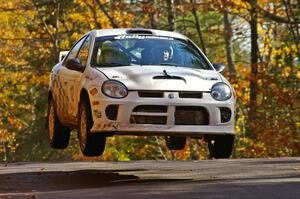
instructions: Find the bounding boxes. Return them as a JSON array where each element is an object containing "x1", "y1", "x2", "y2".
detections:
[
  {"x1": 211, "y1": 82, "x2": 232, "y2": 101},
  {"x1": 102, "y1": 80, "x2": 128, "y2": 98}
]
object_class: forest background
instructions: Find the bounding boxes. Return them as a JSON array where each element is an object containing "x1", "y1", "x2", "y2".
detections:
[{"x1": 0, "y1": 0, "x2": 299, "y2": 162}]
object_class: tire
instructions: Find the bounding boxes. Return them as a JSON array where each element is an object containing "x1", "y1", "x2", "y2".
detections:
[
  {"x1": 78, "y1": 100, "x2": 106, "y2": 156},
  {"x1": 47, "y1": 98, "x2": 70, "y2": 149},
  {"x1": 208, "y1": 134, "x2": 235, "y2": 159},
  {"x1": 165, "y1": 136, "x2": 186, "y2": 150}
]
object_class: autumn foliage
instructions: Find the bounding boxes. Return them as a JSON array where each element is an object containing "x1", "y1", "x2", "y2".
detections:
[{"x1": 0, "y1": 0, "x2": 299, "y2": 162}]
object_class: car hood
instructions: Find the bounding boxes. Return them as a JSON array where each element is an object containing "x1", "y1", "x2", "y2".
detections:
[{"x1": 97, "y1": 65, "x2": 222, "y2": 91}]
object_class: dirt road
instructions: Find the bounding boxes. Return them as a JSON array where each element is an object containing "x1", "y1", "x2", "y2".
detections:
[{"x1": 1, "y1": 158, "x2": 300, "y2": 198}]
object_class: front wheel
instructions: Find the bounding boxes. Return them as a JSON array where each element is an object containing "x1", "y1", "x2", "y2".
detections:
[
  {"x1": 208, "y1": 134, "x2": 235, "y2": 159},
  {"x1": 47, "y1": 99, "x2": 70, "y2": 149},
  {"x1": 78, "y1": 100, "x2": 106, "y2": 156}
]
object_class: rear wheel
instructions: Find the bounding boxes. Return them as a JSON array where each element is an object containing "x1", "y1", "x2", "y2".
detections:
[
  {"x1": 78, "y1": 100, "x2": 106, "y2": 156},
  {"x1": 208, "y1": 134, "x2": 235, "y2": 159},
  {"x1": 47, "y1": 99, "x2": 70, "y2": 149},
  {"x1": 165, "y1": 136, "x2": 186, "y2": 150}
]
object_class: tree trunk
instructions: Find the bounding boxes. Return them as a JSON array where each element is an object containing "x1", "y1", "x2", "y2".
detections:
[
  {"x1": 248, "y1": 0, "x2": 260, "y2": 138},
  {"x1": 166, "y1": 0, "x2": 175, "y2": 31},
  {"x1": 190, "y1": 0, "x2": 206, "y2": 54},
  {"x1": 283, "y1": 0, "x2": 300, "y2": 59},
  {"x1": 148, "y1": 0, "x2": 157, "y2": 29},
  {"x1": 55, "y1": 1, "x2": 60, "y2": 61},
  {"x1": 223, "y1": 4, "x2": 235, "y2": 80}
]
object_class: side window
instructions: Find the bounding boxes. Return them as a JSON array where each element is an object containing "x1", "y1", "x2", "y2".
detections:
[
  {"x1": 64, "y1": 36, "x2": 86, "y2": 64},
  {"x1": 77, "y1": 36, "x2": 91, "y2": 66}
]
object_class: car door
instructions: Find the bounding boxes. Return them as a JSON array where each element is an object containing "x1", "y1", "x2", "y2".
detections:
[
  {"x1": 69, "y1": 35, "x2": 92, "y2": 121},
  {"x1": 59, "y1": 35, "x2": 91, "y2": 125}
]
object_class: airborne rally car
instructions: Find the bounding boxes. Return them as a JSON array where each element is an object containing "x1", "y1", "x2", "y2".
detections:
[{"x1": 47, "y1": 28, "x2": 236, "y2": 158}]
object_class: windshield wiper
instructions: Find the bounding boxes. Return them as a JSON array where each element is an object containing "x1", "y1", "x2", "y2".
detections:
[{"x1": 153, "y1": 70, "x2": 187, "y2": 83}]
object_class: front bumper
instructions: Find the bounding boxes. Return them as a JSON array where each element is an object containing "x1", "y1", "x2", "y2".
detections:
[{"x1": 89, "y1": 90, "x2": 235, "y2": 136}]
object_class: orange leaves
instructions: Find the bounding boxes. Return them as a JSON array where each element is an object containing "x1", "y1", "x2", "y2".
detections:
[
  {"x1": 0, "y1": 129, "x2": 18, "y2": 153},
  {"x1": 235, "y1": 136, "x2": 268, "y2": 158},
  {"x1": 7, "y1": 116, "x2": 24, "y2": 130},
  {"x1": 30, "y1": 74, "x2": 49, "y2": 86}
]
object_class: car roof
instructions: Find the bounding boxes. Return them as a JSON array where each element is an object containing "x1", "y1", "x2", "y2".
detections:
[{"x1": 90, "y1": 28, "x2": 188, "y2": 40}]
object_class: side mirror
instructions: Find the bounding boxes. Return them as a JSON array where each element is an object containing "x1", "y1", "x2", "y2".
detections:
[
  {"x1": 59, "y1": 51, "x2": 69, "y2": 62},
  {"x1": 212, "y1": 63, "x2": 226, "y2": 73},
  {"x1": 65, "y1": 58, "x2": 84, "y2": 72}
]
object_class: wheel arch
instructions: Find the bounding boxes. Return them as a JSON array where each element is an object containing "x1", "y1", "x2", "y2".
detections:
[
  {"x1": 48, "y1": 90, "x2": 53, "y2": 104},
  {"x1": 78, "y1": 88, "x2": 94, "y2": 121},
  {"x1": 47, "y1": 90, "x2": 58, "y2": 116},
  {"x1": 46, "y1": 90, "x2": 53, "y2": 129}
]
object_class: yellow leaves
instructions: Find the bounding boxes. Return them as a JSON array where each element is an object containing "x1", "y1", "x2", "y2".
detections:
[
  {"x1": 296, "y1": 71, "x2": 300, "y2": 79},
  {"x1": 117, "y1": 153, "x2": 130, "y2": 161},
  {"x1": 235, "y1": 125, "x2": 241, "y2": 133},
  {"x1": 30, "y1": 74, "x2": 49, "y2": 85},
  {"x1": 68, "y1": 13, "x2": 86, "y2": 25},
  {"x1": 0, "y1": 129, "x2": 17, "y2": 153},
  {"x1": 236, "y1": 137, "x2": 268, "y2": 158},
  {"x1": 60, "y1": 40, "x2": 70, "y2": 50},
  {"x1": 2, "y1": 1, "x2": 14, "y2": 9},
  {"x1": 71, "y1": 32, "x2": 80, "y2": 42},
  {"x1": 233, "y1": 76, "x2": 250, "y2": 102},
  {"x1": 283, "y1": 46, "x2": 291, "y2": 54},
  {"x1": 74, "y1": 0, "x2": 86, "y2": 7},
  {"x1": 281, "y1": 66, "x2": 291, "y2": 77}
]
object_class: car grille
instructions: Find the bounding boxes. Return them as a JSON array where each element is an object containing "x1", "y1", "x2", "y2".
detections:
[
  {"x1": 178, "y1": 92, "x2": 202, "y2": 99},
  {"x1": 175, "y1": 106, "x2": 209, "y2": 125},
  {"x1": 138, "y1": 91, "x2": 164, "y2": 98},
  {"x1": 130, "y1": 105, "x2": 167, "y2": 124},
  {"x1": 130, "y1": 105, "x2": 209, "y2": 125},
  {"x1": 132, "y1": 105, "x2": 167, "y2": 113}
]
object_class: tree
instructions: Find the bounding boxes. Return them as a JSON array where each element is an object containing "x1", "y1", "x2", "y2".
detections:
[
  {"x1": 247, "y1": 0, "x2": 260, "y2": 138},
  {"x1": 166, "y1": 0, "x2": 175, "y2": 31},
  {"x1": 222, "y1": 1, "x2": 236, "y2": 80},
  {"x1": 190, "y1": 0, "x2": 206, "y2": 54}
]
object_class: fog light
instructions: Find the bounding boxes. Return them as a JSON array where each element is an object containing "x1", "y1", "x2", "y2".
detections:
[
  {"x1": 220, "y1": 107, "x2": 231, "y2": 123},
  {"x1": 105, "y1": 105, "x2": 119, "y2": 120}
]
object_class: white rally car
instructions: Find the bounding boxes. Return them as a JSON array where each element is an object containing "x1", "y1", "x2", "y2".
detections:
[{"x1": 47, "y1": 28, "x2": 236, "y2": 158}]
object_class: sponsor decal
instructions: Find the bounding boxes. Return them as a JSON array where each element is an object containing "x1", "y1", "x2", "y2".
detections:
[
  {"x1": 94, "y1": 110, "x2": 102, "y2": 118},
  {"x1": 114, "y1": 35, "x2": 174, "y2": 40},
  {"x1": 89, "y1": 87, "x2": 98, "y2": 96}
]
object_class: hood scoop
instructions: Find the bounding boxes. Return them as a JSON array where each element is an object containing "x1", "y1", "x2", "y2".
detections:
[
  {"x1": 153, "y1": 75, "x2": 186, "y2": 82},
  {"x1": 153, "y1": 70, "x2": 186, "y2": 83}
]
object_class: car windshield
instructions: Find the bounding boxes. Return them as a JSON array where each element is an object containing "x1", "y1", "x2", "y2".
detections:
[{"x1": 92, "y1": 35, "x2": 212, "y2": 70}]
